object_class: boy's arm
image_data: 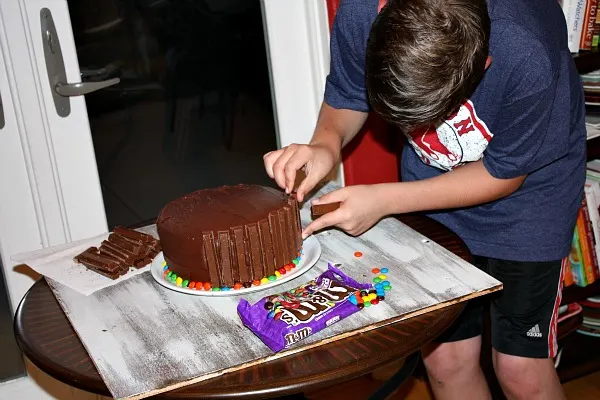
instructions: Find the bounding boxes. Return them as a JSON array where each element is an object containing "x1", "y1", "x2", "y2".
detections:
[
  {"x1": 265, "y1": 0, "x2": 373, "y2": 198},
  {"x1": 378, "y1": 160, "x2": 526, "y2": 215},
  {"x1": 302, "y1": 159, "x2": 525, "y2": 237},
  {"x1": 313, "y1": 0, "x2": 373, "y2": 153},
  {"x1": 309, "y1": 102, "x2": 369, "y2": 155},
  {"x1": 270, "y1": 103, "x2": 367, "y2": 198}
]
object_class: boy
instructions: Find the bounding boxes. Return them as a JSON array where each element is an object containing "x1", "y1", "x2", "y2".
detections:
[{"x1": 264, "y1": 0, "x2": 586, "y2": 399}]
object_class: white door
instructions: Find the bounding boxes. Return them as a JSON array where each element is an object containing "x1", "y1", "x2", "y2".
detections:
[
  {"x1": 0, "y1": 0, "x2": 330, "y2": 312},
  {"x1": 0, "y1": 0, "x2": 108, "y2": 312}
]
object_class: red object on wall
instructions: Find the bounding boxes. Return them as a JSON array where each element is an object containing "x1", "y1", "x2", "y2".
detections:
[{"x1": 326, "y1": 0, "x2": 400, "y2": 186}]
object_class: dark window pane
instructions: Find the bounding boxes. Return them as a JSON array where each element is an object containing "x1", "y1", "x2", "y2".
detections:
[{"x1": 68, "y1": 0, "x2": 277, "y2": 228}]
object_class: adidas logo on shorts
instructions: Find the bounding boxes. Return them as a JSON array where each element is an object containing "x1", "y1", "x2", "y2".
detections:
[{"x1": 526, "y1": 324, "x2": 543, "y2": 338}]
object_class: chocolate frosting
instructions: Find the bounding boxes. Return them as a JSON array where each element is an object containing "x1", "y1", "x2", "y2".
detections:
[{"x1": 156, "y1": 185, "x2": 302, "y2": 287}]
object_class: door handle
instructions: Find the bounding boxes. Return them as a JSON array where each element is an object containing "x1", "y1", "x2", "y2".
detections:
[
  {"x1": 0, "y1": 90, "x2": 4, "y2": 129},
  {"x1": 55, "y1": 78, "x2": 120, "y2": 97},
  {"x1": 80, "y1": 62, "x2": 121, "y2": 80},
  {"x1": 40, "y1": 8, "x2": 119, "y2": 117}
]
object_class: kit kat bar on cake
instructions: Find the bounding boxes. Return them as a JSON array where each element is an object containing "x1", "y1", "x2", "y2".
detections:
[{"x1": 311, "y1": 202, "x2": 341, "y2": 217}]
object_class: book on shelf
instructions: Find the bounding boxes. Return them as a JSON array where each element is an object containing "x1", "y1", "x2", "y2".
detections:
[
  {"x1": 577, "y1": 296, "x2": 600, "y2": 336},
  {"x1": 586, "y1": 114, "x2": 600, "y2": 140},
  {"x1": 594, "y1": 0, "x2": 600, "y2": 48},
  {"x1": 564, "y1": 160, "x2": 600, "y2": 287},
  {"x1": 561, "y1": 0, "x2": 599, "y2": 53},
  {"x1": 578, "y1": 194, "x2": 598, "y2": 282},
  {"x1": 568, "y1": 225, "x2": 588, "y2": 286}
]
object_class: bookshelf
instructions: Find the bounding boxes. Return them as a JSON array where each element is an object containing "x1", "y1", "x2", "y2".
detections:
[
  {"x1": 553, "y1": 50, "x2": 600, "y2": 384},
  {"x1": 562, "y1": 280, "x2": 600, "y2": 306},
  {"x1": 557, "y1": 332, "x2": 600, "y2": 382},
  {"x1": 567, "y1": 51, "x2": 600, "y2": 307},
  {"x1": 574, "y1": 50, "x2": 600, "y2": 74}
]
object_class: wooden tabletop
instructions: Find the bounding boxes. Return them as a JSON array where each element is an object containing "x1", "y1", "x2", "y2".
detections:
[{"x1": 14, "y1": 215, "x2": 472, "y2": 399}]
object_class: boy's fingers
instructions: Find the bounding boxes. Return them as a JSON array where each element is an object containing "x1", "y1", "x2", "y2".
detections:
[
  {"x1": 263, "y1": 151, "x2": 277, "y2": 178},
  {"x1": 302, "y1": 210, "x2": 341, "y2": 239},
  {"x1": 271, "y1": 148, "x2": 297, "y2": 190},
  {"x1": 312, "y1": 188, "x2": 347, "y2": 205},
  {"x1": 296, "y1": 172, "x2": 320, "y2": 203},
  {"x1": 284, "y1": 157, "x2": 307, "y2": 194}
]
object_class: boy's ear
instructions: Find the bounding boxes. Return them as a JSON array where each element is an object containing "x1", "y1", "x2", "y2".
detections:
[{"x1": 485, "y1": 56, "x2": 493, "y2": 70}]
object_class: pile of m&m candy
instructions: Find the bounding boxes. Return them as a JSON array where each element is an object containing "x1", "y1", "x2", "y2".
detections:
[
  {"x1": 348, "y1": 289, "x2": 383, "y2": 308},
  {"x1": 347, "y1": 266, "x2": 392, "y2": 309},
  {"x1": 371, "y1": 267, "x2": 392, "y2": 289},
  {"x1": 161, "y1": 250, "x2": 302, "y2": 292}
]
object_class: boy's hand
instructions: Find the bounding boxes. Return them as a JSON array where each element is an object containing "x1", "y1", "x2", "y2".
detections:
[
  {"x1": 263, "y1": 143, "x2": 338, "y2": 202},
  {"x1": 302, "y1": 185, "x2": 389, "y2": 239}
]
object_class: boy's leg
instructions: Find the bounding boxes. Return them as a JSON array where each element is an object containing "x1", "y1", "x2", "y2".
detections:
[
  {"x1": 421, "y1": 258, "x2": 491, "y2": 400},
  {"x1": 492, "y1": 351, "x2": 564, "y2": 400},
  {"x1": 487, "y1": 258, "x2": 566, "y2": 400},
  {"x1": 422, "y1": 336, "x2": 490, "y2": 400}
]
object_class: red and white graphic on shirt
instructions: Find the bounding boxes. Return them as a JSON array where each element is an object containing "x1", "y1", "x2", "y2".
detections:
[{"x1": 407, "y1": 100, "x2": 493, "y2": 171}]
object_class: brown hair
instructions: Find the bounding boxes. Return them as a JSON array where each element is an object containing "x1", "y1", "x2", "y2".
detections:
[{"x1": 366, "y1": 0, "x2": 490, "y2": 134}]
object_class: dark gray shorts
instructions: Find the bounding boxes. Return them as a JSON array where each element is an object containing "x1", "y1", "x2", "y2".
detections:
[{"x1": 434, "y1": 255, "x2": 564, "y2": 359}]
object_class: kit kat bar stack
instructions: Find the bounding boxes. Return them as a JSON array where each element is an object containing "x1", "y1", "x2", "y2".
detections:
[
  {"x1": 74, "y1": 227, "x2": 162, "y2": 279},
  {"x1": 74, "y1": 247, "x2": 128, "y2": 279}
]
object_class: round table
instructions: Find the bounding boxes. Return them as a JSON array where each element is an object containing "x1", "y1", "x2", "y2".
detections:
[{"x1": 14, "y1": 215, "x2": 472, "y2": 399}]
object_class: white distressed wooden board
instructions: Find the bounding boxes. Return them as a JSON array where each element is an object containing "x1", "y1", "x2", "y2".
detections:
[{"x1": 47, "y1": 182, "x2": 502, "y2": 400}]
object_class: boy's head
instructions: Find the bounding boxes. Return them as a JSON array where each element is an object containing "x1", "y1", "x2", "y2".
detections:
[{"x1": 366, "y1": 0, "x2": 491, "y2": 134}]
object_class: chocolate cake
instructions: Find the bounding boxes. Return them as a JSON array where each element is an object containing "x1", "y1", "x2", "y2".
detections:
[{"x1": 156, "y1": 185, "x2": 303, "y2": 288}]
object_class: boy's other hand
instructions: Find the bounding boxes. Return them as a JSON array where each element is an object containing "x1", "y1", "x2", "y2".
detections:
[
  {"x1": 263, "y1": 143, "x2": 338, "y2": 202},
  {"x1": 302, "y1": 184, "x2": 388, "y2": 239}
]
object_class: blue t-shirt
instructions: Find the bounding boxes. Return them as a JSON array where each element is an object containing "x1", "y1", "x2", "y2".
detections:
[{"x1": 324, "y1": 0, "x2": 587, "y2": 261}]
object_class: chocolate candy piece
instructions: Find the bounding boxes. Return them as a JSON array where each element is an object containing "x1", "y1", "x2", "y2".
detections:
[
  {"x1": 99, "y1": 240, "x2": 135, "y2": 264},
  {"x1": 237, "y1": 263, "x2": 371, "y2": 352},
  {"x1": 134, "y1": 257, "x2": 152, "y2": 268},
  {"x1": 310, "y1": 202, "x2": 341, "y2": 217},
  {"x1": 108, "y1": 233, "x2": 143, "y2": 255},
  {"x1": 243, "y1": 281, "x2": 252, "y2": 288},
  {"x1": 113, "y1": 226, "x2": 156, "y2": 243},
  {"x1": 74, "y1": 247, "x2": 129, "y2": 280},
  {"x1": 74, "y1": 247, "x2": 122, "y2": 273}
]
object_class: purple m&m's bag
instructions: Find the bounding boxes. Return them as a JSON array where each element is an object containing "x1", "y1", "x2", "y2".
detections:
[{"x1": 237, "y1": 263, "x2": 372, "y2": 352}]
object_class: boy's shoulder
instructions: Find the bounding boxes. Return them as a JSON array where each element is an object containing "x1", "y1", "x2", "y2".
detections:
[
  {"x1": 333, "y1": 0, "x2": 380, "y2": 35},
  {"x1": 336, "y1": 0, "x2": 380, "y2": 14},
  {"x1": 488, "y1": 0, "x2": 567, "y2": 68}
]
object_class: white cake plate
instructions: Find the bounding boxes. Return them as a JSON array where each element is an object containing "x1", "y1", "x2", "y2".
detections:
[{"x1": 150, "y1": 236, "x2": 321, "y2": 296}]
